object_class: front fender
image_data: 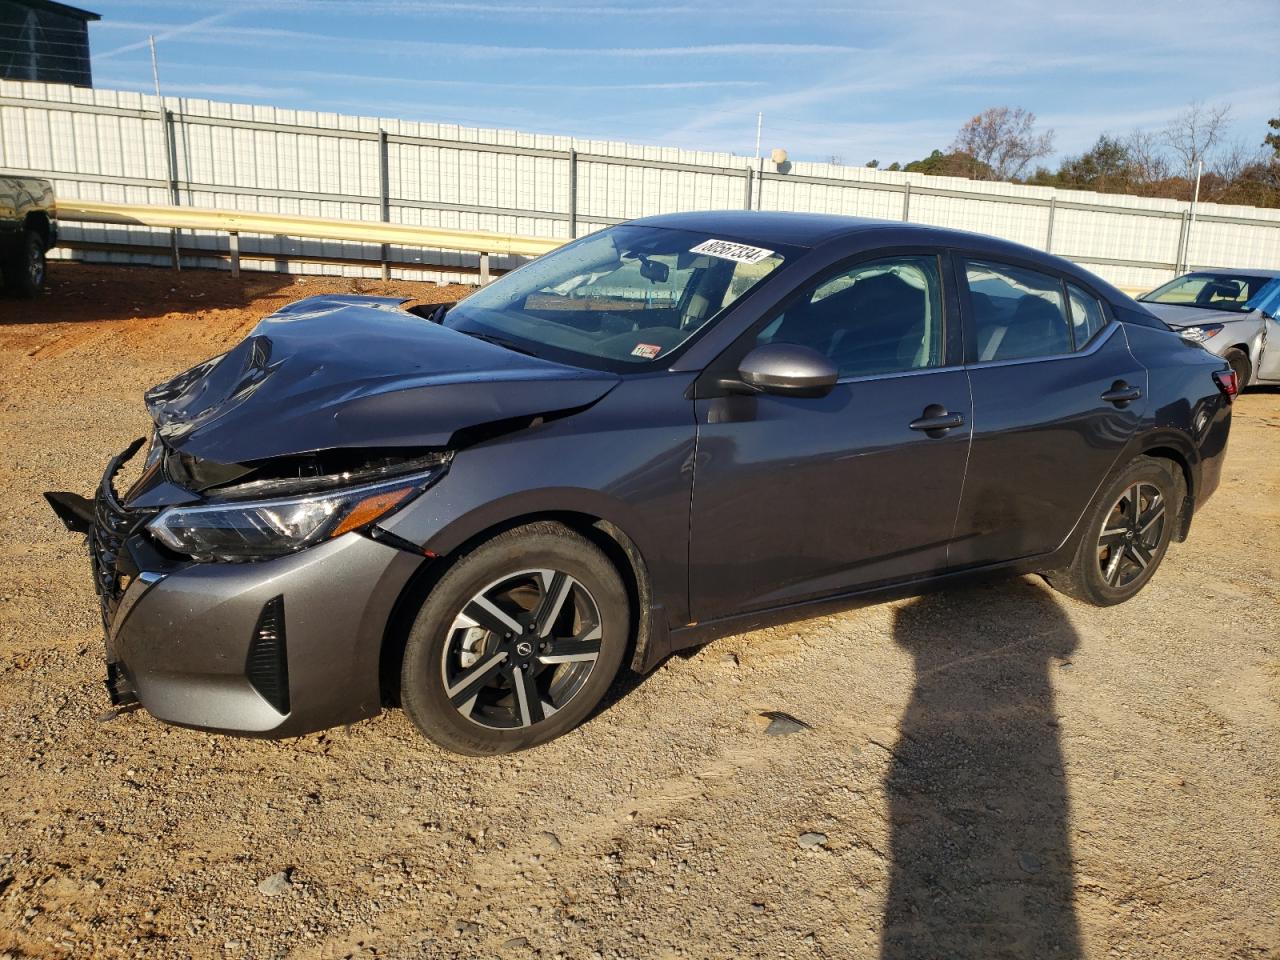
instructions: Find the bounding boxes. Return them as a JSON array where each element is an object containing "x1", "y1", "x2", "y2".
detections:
[{"x1": 375, "y1": 375, "x2": 698, "y2": 627}]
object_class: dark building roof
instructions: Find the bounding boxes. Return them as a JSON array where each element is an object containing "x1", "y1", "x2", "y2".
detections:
[
  {"x1": 11, "y1": 1, "x2": 100, "y2": 20},
  {"x1": 0, "y1": 0, "x2": 100, "y2": 88}
]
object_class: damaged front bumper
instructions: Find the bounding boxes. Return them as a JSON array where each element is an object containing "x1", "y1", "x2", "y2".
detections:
[{"x1": 48, "y1": 442, "x2": 426, "y2": 737}]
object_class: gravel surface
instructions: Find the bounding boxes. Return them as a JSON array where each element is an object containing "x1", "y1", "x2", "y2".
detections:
[{"x1": 1, "y1": 264, "x2": 1277, "y2": 959}]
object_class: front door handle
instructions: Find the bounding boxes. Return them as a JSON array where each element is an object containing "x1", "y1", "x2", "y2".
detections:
[
  {"x1": 1101, "y1": 382, "x2": 1142, "y2": 406},
  {"x1": 909, "y1": 404, "x2": 965, "y2": 437}
]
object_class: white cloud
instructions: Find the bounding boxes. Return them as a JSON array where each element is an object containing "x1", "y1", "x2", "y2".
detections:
[
  {"x1": 95, "y1": 21, "x2": 867, "y2": 58},
  {"x1": 94, "y1": 12, "x2": 237, "y2": 61},
  {"x1": 88, "y1": 0, "x2": 1280, "y2": 165}
]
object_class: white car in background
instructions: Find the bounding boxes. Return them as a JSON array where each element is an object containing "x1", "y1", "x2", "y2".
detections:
[{"x1": 1137, "y1": 268, "x2": 1280, "y2": 389}]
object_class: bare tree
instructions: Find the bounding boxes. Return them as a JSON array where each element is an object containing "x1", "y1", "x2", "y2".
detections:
[
  {"x1": 1213, "y1": 140, "x2": 1256, "y2": 183},
  {"x1": 1163, "y1": 101, "x2": 1232, "y2": 182},
  {"x1": 1124, "y1": 128, "x2": 1171, "y2": 184},
  {"x1": 950, "y1": 106, "x2": 1054, "y2": 181}
]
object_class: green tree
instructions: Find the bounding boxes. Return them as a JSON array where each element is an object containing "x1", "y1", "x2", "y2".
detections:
[
  {"x1": 903, "y1": 149, "x2": 993, "y2": 179},
  {"x1": 1055, "y1": 135, "x2": 1138, "y2": 192}
]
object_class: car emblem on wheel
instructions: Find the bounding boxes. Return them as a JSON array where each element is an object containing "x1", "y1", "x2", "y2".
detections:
[{"x1": 516, "y1": 640, "x2": 533, "y2": 657}]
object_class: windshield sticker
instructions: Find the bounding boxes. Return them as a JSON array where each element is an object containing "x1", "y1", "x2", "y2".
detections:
[
  {"x1": 631, "y1": 343, "x2": 662, "y2": 360},
  {"x1": 689, "y1": 239, "x2": 775, "y2": 265}
]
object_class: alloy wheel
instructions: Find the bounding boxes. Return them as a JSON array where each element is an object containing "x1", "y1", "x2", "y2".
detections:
[
  {"x1": 440, "y1": 569, "x2": 603, "y2": 729},
  {"x1": 1096, "y1": 481, "x2": 1166, "y2": 589}
]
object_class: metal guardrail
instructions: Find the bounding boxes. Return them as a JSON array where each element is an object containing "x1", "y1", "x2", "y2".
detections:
[{"x1": 57, "y1": 199, "x2": 563, "y2": 280}]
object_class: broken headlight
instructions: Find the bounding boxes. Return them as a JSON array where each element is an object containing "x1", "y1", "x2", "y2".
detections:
[{"x1": 147, "y1": 464, "x2": 447, "y2": 562}]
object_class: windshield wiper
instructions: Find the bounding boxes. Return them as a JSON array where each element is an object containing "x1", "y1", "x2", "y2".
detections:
[{"x1": 462, "y1": 330, "x2": 539, "y2": 357}]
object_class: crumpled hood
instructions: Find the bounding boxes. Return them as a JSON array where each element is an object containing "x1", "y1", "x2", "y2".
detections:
[
  {"x1": 146, "y1": 295, "x2": 619, "y2": 463},
  {"x1": 1139, "y1": 302, "x2": 1250, "y2": 328}
]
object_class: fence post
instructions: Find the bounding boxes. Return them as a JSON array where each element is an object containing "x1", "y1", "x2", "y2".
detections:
[
  {"x1": 567, "y1": 148, "x2": 578, "y2": 239},
  {"x1": 743, "y1": 167, "x2": 753, "y2": 210},
  {"x1": 158, "y1": 105, "x2": 181, "y2": 270},
  {"x1": 479, "y1": 251, "x2": 491, "y2": 285},
  {"x1": 901, "y1": 182, "x2": 911, "y2": 222},
  {"x1": 1045, "y1": 196, "x2": 1056, "y2": 253},
  {"x1": 378, "y1": 129, "x2": 391, "y2": 281},
  {"x1": 228, "y1": 231, "x2": 240, "y2": 278},
  {"x1": 1175, "y1": 210, "x2": 1189, "y2": 274}
]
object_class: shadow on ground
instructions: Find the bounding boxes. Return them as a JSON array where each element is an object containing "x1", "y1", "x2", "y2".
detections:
[
  {"x1": 0, "y1": 262, "x2": 462, "y2": 327},
  {"x1": 881, "y1": 580, "x2": 1083, "y2": 959}
]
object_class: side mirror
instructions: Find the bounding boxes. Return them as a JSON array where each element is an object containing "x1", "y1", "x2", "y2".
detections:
[{"x1": 727, "y1": 343, "x2": 839, "y2": 398}]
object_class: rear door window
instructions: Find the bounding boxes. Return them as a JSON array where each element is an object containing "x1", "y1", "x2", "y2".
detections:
[
  {"x1": 1066, "y1": 283, "x2": 1108, "y2": 348},
  {"x1": 964, "y1": 260, "x2": 1072, "y2": 362}
]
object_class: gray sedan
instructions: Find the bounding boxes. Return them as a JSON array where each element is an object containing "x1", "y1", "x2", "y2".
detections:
[{"x1": 1138, "y1": 268, "x2": 1280, "y2": 389}]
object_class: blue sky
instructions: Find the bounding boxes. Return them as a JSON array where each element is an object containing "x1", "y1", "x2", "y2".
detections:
[{"x1": 86, "y1": 0, "x2": 1279, "y2": 167}]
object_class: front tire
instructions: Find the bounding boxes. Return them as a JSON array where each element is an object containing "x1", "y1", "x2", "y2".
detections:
[
  {"x1": 1223, "y1": 348, "x2": 1251, "y2": 393},
  {"x1": 1044, "y1": 457, "x2": 1181, "y2": 606},
  {"x1": 2, "y1": 229, "x2": 47, "y2": 298},
  {"x1": 400, "y1": 522, "x2": 630, "y2": 755}
]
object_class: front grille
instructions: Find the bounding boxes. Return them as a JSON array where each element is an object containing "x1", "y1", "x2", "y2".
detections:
[
  {"x1": 246, "y1": 596, "x2": 290, "y2": 715},
  {"x1": 90, "y1": 439, "x2": 149, "y2": 630}
]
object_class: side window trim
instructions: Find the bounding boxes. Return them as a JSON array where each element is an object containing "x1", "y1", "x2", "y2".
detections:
[
  {"x1": 956, "y1": 251, "x2": 1108, "y2": 365},
  {"x1": 698, "y1": 246, "x2": 955, "y2": 393},
  {"x1": 1064, "y1": 281, "x2": 1111, "y2": 352},
  {"x1": 961, "y1": 321, "x2": 1119, "y2": 369}
]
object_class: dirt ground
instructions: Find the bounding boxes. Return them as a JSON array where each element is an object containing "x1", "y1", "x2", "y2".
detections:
[{"x1": 0, "y1": 263, "x2": 1276, "y2": 960}]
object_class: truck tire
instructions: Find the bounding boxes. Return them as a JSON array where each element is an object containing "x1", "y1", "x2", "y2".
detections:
[{"x1": 2, "y1": 229, "x2": 47, "y2": 298}]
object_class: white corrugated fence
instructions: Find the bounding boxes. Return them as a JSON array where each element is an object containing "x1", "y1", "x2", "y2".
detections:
[{"x1": 2, "y1": 79, "x2": 1278, "y2": 289}]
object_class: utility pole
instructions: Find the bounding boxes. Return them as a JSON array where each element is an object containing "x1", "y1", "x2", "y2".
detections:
[
  {"x1": 1184, "y1": 159, "x2": 1203, "y2": 273},
  {"x1": 150, "y1": 35, "x2": 182, "y2": 271},
  {"x1": 754, "y1": 112, "x2": 764, "y2": 210}
]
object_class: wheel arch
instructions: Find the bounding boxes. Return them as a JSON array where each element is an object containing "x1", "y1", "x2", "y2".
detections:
[
  {"x1": 22, "y1": 211, "x2": 52, "y2": 248},
  {"x1": 1137, "y1": 443, "x2": 1195, "y2": 541},
  {"x1": 378, "y1": 510, "x2": 666, "y2": 705}
]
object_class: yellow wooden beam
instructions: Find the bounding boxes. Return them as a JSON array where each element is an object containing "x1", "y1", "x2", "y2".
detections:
[{"x1": 57, "y1": 200, "x2": 564, "y2": 258}]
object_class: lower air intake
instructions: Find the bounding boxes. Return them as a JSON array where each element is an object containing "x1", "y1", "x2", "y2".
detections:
[{"x1": 246, "y1": 596, "x2": 290, "y2": 714}]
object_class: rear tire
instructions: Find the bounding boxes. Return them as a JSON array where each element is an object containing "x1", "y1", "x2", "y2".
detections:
[
  {"x1": 2, "y1": 229, "x2": 47, "y2": 298},
  {"x1": 400, "y1": 522, "x2": 630, "y2": 755},
  {"x1": 1223, "y1": 348, "x2": 1251, "y2": 393},
  {"x1": 1043, "y1": 457, "x2": 1181, "y2": 606}
]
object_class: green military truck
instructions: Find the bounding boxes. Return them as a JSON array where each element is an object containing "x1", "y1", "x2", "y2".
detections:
[{"x1": 1, "y1": 176, "x2": 58, "y2": 297}]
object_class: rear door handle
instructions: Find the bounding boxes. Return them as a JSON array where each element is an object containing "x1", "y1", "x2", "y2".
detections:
[
  {"x1": 1101, "y1": 382, "x2": 1142, "y2": 406},
  {"x1": 909, "y1": 404, "x2": 965, "y2": 437}
]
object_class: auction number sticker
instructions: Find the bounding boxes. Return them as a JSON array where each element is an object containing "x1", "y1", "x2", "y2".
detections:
[
  {"x1": 631, "y1": 343, "x2": 662, "y2": 359},
  {"x1": 689, "y1": 238, "x2": 775, "y2": 265}
]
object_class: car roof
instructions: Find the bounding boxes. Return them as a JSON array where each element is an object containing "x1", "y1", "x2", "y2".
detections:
[
  {"x1": 1180, "y1": 267, "x2": 1280, "y2": 279},
  {"x1": 629, "y1": 210, "x2": 1129, "y2": 298},
  {"x1": 630, "y1": 211, "x2": 896, "y2": 247},
  {"x1": 630, "y1": 210, "x2": 1080, "y2": 263}
]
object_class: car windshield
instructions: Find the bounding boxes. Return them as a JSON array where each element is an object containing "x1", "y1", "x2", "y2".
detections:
[
  {"x1": 441, "y1": 225, "x2": 794, "y2": 372},
  {"x1": 1139, "y1": 273, "x2": 1276, "y2": 313}
]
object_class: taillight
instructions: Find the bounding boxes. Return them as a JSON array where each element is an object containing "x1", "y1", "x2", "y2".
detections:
[{"x1": 1213, "y1": 369, "x2": 1238, "y2": 403}]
